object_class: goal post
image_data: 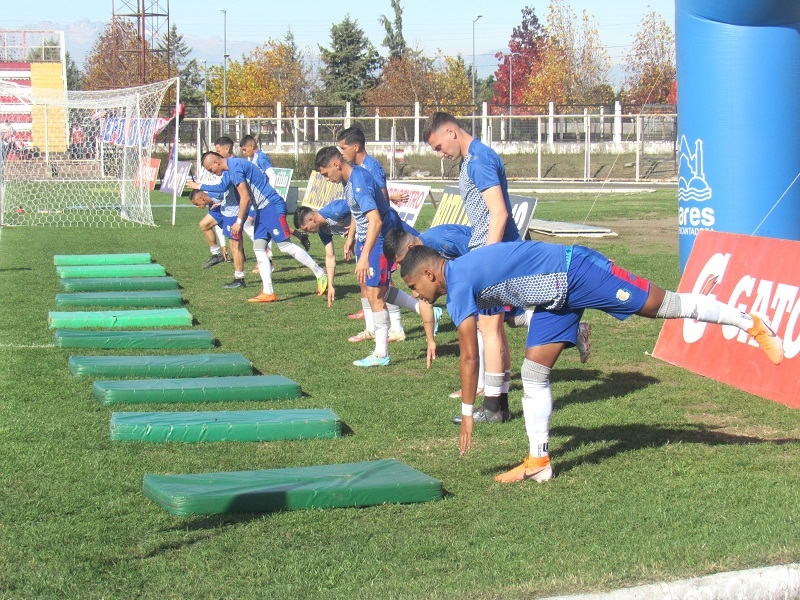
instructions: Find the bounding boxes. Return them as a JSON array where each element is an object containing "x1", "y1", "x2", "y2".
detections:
[{"x1": 0, "y1": 78, "x2": 178, "y2": 227}]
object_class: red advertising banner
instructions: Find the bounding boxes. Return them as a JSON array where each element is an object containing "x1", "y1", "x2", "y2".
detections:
[
  {"x1": 136, "y1": 158, "x2": 160, "y2": 190},
  {"x1": 653, "y1": 230, "x2": 800, "y2": 408}
]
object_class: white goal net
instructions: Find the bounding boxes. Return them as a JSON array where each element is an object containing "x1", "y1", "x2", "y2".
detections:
[{"x1": 0, "y1": 78, "x2": 176, "y2": 227}]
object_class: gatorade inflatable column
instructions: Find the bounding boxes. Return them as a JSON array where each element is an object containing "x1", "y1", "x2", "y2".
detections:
[{"x1": 676, "y1": 0, "x2": 800, "y2": 271}]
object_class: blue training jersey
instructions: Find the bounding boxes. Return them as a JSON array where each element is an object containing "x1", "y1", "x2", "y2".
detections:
[
  {"x1": 460, "y1": 138, "x2": 520, "y2": 249},
  {"x1": 419, "y1": 224, "x2": 472, "y2": 260},
  {"x1": 359, "y1": 154, "x2": 388, "y2": 194},
  {"x1": 345, "y1": 167, "x2": 406, "y2": 242},
  {"x1": 444, "y1": 241, "x2": 570, "y2": 327},
  {"x1": 198, "y1": 170, "x2": 240, "y2": 217},
  {"x1": 250, "y1": 149, "x2": 273, "y2": 172},
  {"x1": 225, "y1": 157, "x2": 284, "y2": 211},
  {"x1": 317, "y1": 199, "x2": 352, "y2": 246}
]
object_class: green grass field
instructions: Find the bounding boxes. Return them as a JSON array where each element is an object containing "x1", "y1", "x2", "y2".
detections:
[{"x1": 1, "y1": 189, "x2": 799, "y2": 599}]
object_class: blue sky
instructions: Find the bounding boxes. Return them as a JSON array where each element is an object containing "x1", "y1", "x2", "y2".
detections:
[{"x1": 3, "y1": 0, "x2": 674, "y2": 82}]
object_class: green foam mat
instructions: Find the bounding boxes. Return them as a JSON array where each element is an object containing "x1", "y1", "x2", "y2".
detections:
[
  {"x1": 55, "y1": 330, "x2": 215, "y2": 349},
  {"x1": 70, "y1": 353, "x2": 252, "y2": 377},
  {"x1": 55, "y1": 290, "x2": 184, "y2": 308},
  {"x1": 49, "y1": 308, "x2": 193, "y2": 329},
  {"x1": 54, "y1": 253, "x2": 152, "y2": 266},
  {"x1": 60, "y1": 277, "x2": 180, "y2": 292},
  {"x1": 111, "y1": 409, "x2": 340, "y2": 442},
  {"x1": 56, "y1": 264, "x2": 166, "y2": 279},
  {"x1": 143, "y1": 459, "x2": 443, "y2": 516},
  {"x1": 93, "y1": 375, "x2": 301, "y2": 405}
]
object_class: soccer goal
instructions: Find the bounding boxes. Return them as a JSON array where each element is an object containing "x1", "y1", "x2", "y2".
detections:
[{"x1": 0, "y1": 78, "x2": 177, "y2": 227}]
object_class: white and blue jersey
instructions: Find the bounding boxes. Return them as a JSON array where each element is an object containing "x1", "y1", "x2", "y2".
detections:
[
  {"x1": 444, "y1": 241, "x2": 652, "y2": 347},
  {"x1": 317, "y1": 199, "x2": 351, "y2": 246},
  {"x1": 215, "y1": 157, "x2": 285, "y2": 213},
  {"x1": 250, "y1": 149, "x2": 273, "y2": 173},
  {"x1": 345, "y1": 167, "x2": 410, "y2": 242},
  {"x1": 419, "y1": 224, "x2": 472, "y2": 260},
  {"x1": 460, "y1": 138, "x2": 520, "y2": 249}
]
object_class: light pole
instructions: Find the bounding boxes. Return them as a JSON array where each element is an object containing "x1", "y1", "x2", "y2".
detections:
[
  {"x1": 471, "y1": 14, "x2": 482, "y2": 136},
  {"x1": 200, "y1": 59, "x2": 207, "y2": 107},
  {"x1": 507, "y1": 52, "x2": 521, "y2": 141},
  {"x1": 221, "y1": 9, "x2": 227, "y2": 123}
]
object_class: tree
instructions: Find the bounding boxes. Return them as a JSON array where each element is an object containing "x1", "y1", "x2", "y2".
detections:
[
  {"x1": 522, "y1": 0, "x2": 612, "y2": 107},
  {"x1": 317, "y1": 15, "x2": 382, "y2": 105},
  {"x1": 622, "y1": 10, "x2": 676, "y2": 107},
  {"x1": 429, "y1": 55, "x2": 472, "y2": 109},
  {"x1": 65, "y1": 51, "x2": 83, "y2": 90},
  {"x1": 205, "y1": 37, "x2": 311, "y2": 117},
  {"x1": 159, "y1": 24, "x2": 204, "y2": 108},
  {"x1": 492, "y1": 6, "x2": 547, "y2": 112},
  {"x1": 82, "y1": 19, "x2": 166, "y2": 90},
  {"x1": 379, "y1": 0, "x2": 407, "y2": 60},
  {"x1": 363, "y1": 54, "x2": 433, "y2": 114}
]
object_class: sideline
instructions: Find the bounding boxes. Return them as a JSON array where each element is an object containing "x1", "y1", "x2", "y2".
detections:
[{"x1": 541, "y1": 563, "x2": 800, "y2": 600}]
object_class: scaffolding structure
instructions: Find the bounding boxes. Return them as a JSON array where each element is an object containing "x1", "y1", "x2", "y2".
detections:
[{"x1": 111, "y1": 0, "x2": 170, "y2": 84}]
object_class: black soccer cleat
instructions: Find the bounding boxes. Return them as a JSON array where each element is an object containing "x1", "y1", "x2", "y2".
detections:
[
  {"x1": 293, "y1": 229, "x2": 311, "y2": 251},
  {"x1": 223, "y1": 278, "x2": 246, "y2": 289},
  {"x1": 203, "y1": 254, "x2": 226, "y2": 269}
]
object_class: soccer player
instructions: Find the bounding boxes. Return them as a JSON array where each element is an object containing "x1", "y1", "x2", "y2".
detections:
[
  {"x1": 422, "y1": 111, "x2": 521, "y2": 423},
  {"x1": 384, "y1": 226, "x2": 590, "y2": 386},
  {"x1": 314, "y1": 146, "x2": 419, "y2": 367},
  {"x1": 296, "y1": 203, "x2": 441, "y2": 367},
  {"x1": 240, "y1": 134, "x2": 311, "y2": 252},
  {"x1": 188, "y1": 151, "x2": 328, "y2": 302},
  {"x1": 400, "y1": 241, "x2": 785, "y2": 483},
  {"x1": 190, "y1": 188, "x2": 246, "y2": 288},
  {"x1": 337, "y1": 126, "x2": 410, "y2": 339},
  {"x1": 195, "y1": 137, "x2": 235, "y2": 268}
]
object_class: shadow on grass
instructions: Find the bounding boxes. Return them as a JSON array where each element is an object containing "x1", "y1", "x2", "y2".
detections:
[
  {"x1": 551, "y1": 422, "x2": 800, "y2": 476},
  {"x1": 489, "y1": 423, "x2": 800, "y2": 477},
  {"x1": 0, "y1": 267, "x2": 32, "y2": 272}
]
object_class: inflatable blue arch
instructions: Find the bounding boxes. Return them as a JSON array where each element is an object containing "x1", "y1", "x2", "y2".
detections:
[{"x1": 676, "y1": 0, "x2": 800, "y2": 270}]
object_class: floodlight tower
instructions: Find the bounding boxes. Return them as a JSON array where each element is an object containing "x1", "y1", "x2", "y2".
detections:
[{"x1": 112, "y1": 0, "x2": 170, "y2": 84}]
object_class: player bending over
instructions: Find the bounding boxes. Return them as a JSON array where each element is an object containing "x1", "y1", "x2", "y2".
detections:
[{"x1": 400, "y1": 241, "x2": 784, "y2": 483}]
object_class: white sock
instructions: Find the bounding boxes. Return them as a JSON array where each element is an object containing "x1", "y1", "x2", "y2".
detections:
[
  {"x1": 234, "y1": 270, "x2": 244, "y2": 279},
  {"x1": 373, "y1": 309, "x2": 389, "y2": 357},
  {"x1": 387, "y1": 303, "x2": 403, "y2": 332},
  {"x1": 243, "y1": 221, "x2": 255, "y2": 241},
  {"x1": 502, "y1": 370, "x2": 511, "y2": 394},
  {"x1": 362, "y1": 297, "x2": 374, "y2": 333},
  {"x1": 210, "y1": 245, "x2": 221, "y2": 255},
  {"x1": 522, "y1": 361, "x2": 553, "y2": 458},
  {"x1": 677, "y1": 293, "x2": 753, "y2": 329},
  {"x1": 484, "y1": 372, "x2": 503, "y2": 398},
  {"x1": 385, "y1": 287, "x2": 419, "y2": 313},
  {"x1": 253, "y1": 249, "x2": 274, "y2": 294},
  {"x1": 277, "y1": 241, "x2": 324, "y2": 277}
]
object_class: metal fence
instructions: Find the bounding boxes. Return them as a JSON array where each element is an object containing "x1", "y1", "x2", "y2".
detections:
[{"x1": 170, "y1": 102, "x2": 678, "y2": 182}]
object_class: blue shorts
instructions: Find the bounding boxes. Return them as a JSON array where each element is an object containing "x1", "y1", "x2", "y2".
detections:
[
  {"x1": 526, "y1": 246, "x2": 650, "y2": 348},
  {"x1": 221, "y1": 215, "x2": 242, "y2": 240},
  {"x1": 356, "y1": 237, "x2": 392, "y2": 288},
  {"x1": 253, "y1": 205, "x2": 291, "y2": 242},
  {"x1": 208, "y1": 208, "x2": 224, "y2": 229}
]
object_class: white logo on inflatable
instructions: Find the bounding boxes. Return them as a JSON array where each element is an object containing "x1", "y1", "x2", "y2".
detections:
[{"x1": 678, "y1": 136, "x2": 713, "y2": 203}]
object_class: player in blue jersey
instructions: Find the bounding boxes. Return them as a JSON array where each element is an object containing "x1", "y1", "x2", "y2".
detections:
[
  {"x1": 384, "y1": 225, "x2": 590, "y2": 376},
  {"x1": 337, "y1": 126, "x2": 413, "y2": 339},
  {"x1": 190, "y1": 187, "x2": 247, "y2": 288},
  {"x1": 195, "y1": 137, "x2": 236, "y2": 268},
  {"x1": 294, "y1": 200, "x2": 352, "y2": 308},
  {"x1": 400, "y1": 241, "x2": 785, "y2": 483},
  {"x1": 422, "y1": 112, "x2": 521, "y2": 423},
  {"x1": 314, "y1": 146, "x2": 419, "y2": 367},
  {"x1": 189, "y1": 151, "x2": 328, "y2": 303},
  {"x1": 240, "y1": 134, "x2": 311, "y2": 253},
  {"x1": 296, "y1": 202, "x2": 441, "y2": 367}
]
